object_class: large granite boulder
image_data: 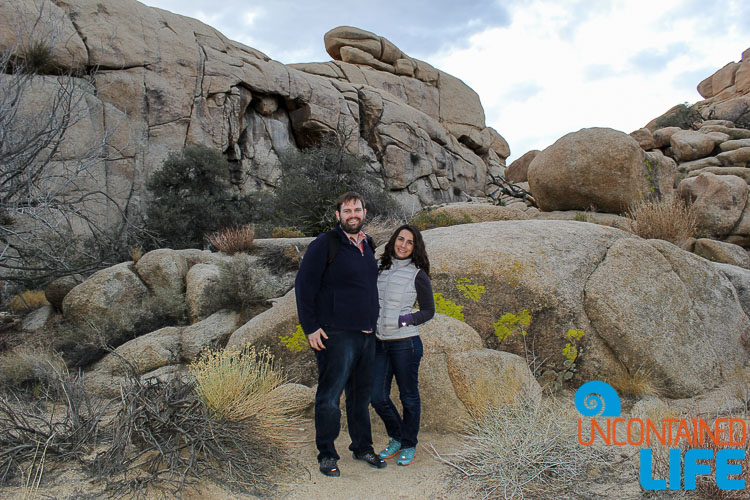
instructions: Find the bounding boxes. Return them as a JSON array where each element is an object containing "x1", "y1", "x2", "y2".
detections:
[
  {"x1": 670, "y1": 130, "x2": 719, "y2": 162},
  {"x1": 134, "y1": 249, "x2": 188, "y2": 321},
  {"x1": 527, "y1": 128, "x2": 674, "y2": 213},
  {"x1": 422, "y1": 220, "x2": 750, "y2": 397},
  {"x1": 585, "y1": 238, "x2": 749, "y2": 398},
  {"x1": 505, "y1": 150, "x2": 539, "y2": 183},
  {"x1": 62, "y1": 262, "x2": 161, "y2": 347},
  {"x1": 694, "y1": 238, "x2": 750, "y2": 268},
  {"x1": 677, "y1": 172, "x2": 748, "y2": 238}
]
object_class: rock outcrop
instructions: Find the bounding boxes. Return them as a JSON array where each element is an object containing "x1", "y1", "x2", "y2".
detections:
[
  {"x1": 517, "y1": 49, "x2": 750, "y2": 248},
  {"x1": 47, "y1": 219, "x2": 750, "y2": 403},
  {"x1": 0, "y1": 1, "x2": 510, "y2": 224},
  {"x1": 617, "y1": 49, "x2": 750, "y2": 246}
]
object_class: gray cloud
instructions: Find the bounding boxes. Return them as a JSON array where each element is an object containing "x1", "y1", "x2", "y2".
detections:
[
  {"x1": 583, "y1": 63, "x2": 619, "y2": 81},
  {"x1": 663, "y1": 0, "x2": 750, "y2": 38},
  {"x1": 672, "y1": 67, "x2": 715, "y2": 94},
  {"x1": 502, "y1": 82, "x2": 543, "y2": 102},
  {"x1": 629, "y1": 42, "x2": 690, "y2": 72},
  {"x1": 145, "y1": 0, "x2": 512, "y2": 63}
]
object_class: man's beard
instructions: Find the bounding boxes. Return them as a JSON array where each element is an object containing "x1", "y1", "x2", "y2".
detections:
[{"x1": 341, "y1": 218, "x2": 363, "y2": 234}]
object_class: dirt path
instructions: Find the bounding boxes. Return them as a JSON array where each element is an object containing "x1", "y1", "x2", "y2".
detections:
[{"x1": 272, "y1": 425, "x2": 470, "y2": 500}]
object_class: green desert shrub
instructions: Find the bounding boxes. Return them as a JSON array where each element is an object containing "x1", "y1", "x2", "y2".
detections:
[
  {"x1": 145, "y1": 145, "x2": 262, "y2": 250},
  {"x1": 650, "y1": 103, "x2": 702, "y2": 130},
  {"x1": 409, "y1": 210, "x2": 472, "y2": 231},
  {"x1": 271, "y1": 226, "x2": 305, "y2": 238},
  {"x1": 217, "y1": 254, "x2": 283, "y2": 311},
  {"x1": 270, "y1": 140, "x2": 402, "y2": 235}
]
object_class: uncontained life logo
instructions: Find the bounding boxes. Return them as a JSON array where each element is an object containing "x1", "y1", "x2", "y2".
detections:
[{"x1": 574, "y1": 381, "x2": 747, "y2": 491}]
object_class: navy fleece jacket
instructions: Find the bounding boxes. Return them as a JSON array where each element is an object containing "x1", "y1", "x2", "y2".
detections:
[{"x1": 294, "y1": 225, "x2": 379, "y2": 335}]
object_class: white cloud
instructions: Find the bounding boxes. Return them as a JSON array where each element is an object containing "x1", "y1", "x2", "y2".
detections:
[
  {"x1": 428, "y1": 0, "x2": 746, "y2": 161},
  {"x1": 244, "y1": 9, "x2": 260, "y2": 26}
]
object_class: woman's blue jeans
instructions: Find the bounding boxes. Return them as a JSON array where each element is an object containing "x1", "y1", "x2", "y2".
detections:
[
  {"x1": 371, "y1": 336, "x2": 423, "y2": 448},
  {"x1": 313, "y1": 328, "x2": 376, "y2": 462}
]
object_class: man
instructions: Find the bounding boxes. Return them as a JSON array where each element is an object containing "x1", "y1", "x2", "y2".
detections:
[{"x1": 294, "y1": 191, "x2": 386, "y2": 477}]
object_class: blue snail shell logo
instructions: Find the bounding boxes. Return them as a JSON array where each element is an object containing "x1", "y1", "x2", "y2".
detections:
[{"x1": 575, "y1": 381, "x2": 621, "y2": 417}]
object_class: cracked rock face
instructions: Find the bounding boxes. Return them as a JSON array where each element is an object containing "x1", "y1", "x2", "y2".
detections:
[{"x1": 2, "y1": 1, "x2": 510, "y2": 220}]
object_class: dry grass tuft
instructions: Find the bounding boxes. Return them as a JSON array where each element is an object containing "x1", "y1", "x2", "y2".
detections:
[
  {"x1": 207, "y1": 225, "x2": 255, "y2": 255},
  {"x1": 0, "y1": 347, "x2": 66, "y2": 389},
  {"x1": 437, "y1": 391, "x2": 623, "y2": 499},
  {"x1": 128, "y1": 245, "x2": 143, "y2": 263},
  {"x1": 625, "y1": 196, "x2": 697, "y2": 245},
  {"x1": 606, "y1": 366, "x2": 663, "y2": 398},
  {"x1": 189, "y1": 345, "x2": 304, "y2": 443},
  {"x1": 8, "y1": 290, "x2": 49, "y2": 313}
]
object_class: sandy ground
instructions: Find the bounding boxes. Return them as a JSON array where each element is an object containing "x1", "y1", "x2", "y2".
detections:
[{"x1": 0, "y1": 420, "x2": 473, "y2": 500}]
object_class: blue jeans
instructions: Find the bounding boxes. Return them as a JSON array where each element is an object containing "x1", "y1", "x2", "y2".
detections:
[
  {"x1": 371, "y1": 336, "x2": 423, "y2": 449},
  {"x1": 313, "y1": 328, "x2": 376, "y2": 461}
]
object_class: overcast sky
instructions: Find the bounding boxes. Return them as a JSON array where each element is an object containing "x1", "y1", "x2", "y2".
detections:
[{"x1": 143, "y1": 0, "x2": 749, "y2": 162}]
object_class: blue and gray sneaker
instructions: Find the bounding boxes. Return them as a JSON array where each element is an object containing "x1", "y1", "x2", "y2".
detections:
[
  {"x1": 397, "y1": 447, "x2": 416, "y2": 466},
  {"x1": 378, "y1": 439, "x2": 401, "y2": 459}
]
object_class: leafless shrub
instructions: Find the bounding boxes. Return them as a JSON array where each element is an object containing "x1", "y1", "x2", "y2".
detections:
[
  {"x1": 650, "y1": 417, "x2": 750, "y2": 499},
  {"x1": 625, "y1": 196, "x2": 697, "y2": 245},
  {"x1": 206, "y1": 225, "x2": 255, "y2": 255},
  {"x1": 93, "y1": 376, "x2": 295, "y2": 498},
  {"x1": 0, "y1": 365, "x2": 107, "y2": 485},
  {"x1": 435, "y1": 391, "x2": 624, "y2": 499},
  {"x1": 0, "y1": 1, "x2": 154, "y2": 292},
  {"x1": 365, "y1": 214, "x2": 407, "y2": 247}
]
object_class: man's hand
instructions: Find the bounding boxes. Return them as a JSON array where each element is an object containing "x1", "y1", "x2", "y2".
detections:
[{"x1": 308, "y1": 328, "x2": 328, "y2": 351}]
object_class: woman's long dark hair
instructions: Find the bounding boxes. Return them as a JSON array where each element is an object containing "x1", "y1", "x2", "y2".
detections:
[{"x1": 378, "y1": 224, "x2": 430, "y2": 276}]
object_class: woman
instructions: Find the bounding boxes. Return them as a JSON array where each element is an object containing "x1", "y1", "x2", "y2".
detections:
[{"x1": 371, "y1": 224, "x2": 434, "y2": 466}]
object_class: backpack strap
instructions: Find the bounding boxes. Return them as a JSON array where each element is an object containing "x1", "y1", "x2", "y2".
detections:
[{"x1": 326, "y1": 230, "x2": 340, "y2": 264}]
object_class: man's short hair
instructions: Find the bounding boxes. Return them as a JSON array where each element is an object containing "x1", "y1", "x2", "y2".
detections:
[{"x1": 336, "y1": 191, "x2": 366, "y2": 211}]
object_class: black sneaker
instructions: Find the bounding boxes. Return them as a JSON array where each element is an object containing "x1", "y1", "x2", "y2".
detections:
[
  {"x1": 319, "y1": 457, "x2": 340, "y2": 477},
  {"x1": 352, "y1": 451, "x2": 387, "y2": 469}
]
